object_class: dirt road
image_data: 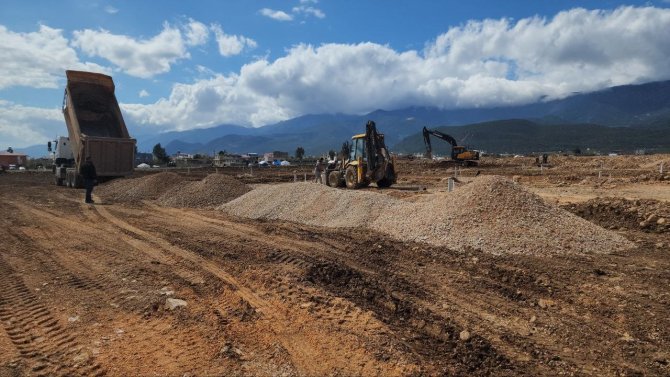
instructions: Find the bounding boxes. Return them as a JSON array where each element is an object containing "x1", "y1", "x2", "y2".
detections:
[{"x1": 1, "y1": 172, "x2": 668, "y2": 376}]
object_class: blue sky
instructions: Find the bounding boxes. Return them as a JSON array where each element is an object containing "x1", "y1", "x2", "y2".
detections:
[{"x1": 1, "y1": 0, "x2": 670, "y2": 148}]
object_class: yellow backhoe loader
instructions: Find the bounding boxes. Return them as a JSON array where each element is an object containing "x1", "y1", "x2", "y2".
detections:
[{"x1": 326, "y1": 120, "x2": 397, "y2": 189}]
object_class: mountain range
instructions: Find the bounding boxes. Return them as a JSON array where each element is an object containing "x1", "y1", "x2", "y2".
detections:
[
  {"x1": 136, "y1": 79, "x2": 670, "y2": 156},
  {"x1": 19, "y1": 79, "x2": 670, "y2": 158}
]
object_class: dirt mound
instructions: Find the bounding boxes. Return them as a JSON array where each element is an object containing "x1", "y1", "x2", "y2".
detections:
[
  {"x1": 98, "y1": 172, "x2": 186, "y2": 203},
  {"x1": 565, "y1": 198, "x2": 669, "y2": 233},
  {"x1": 220, "y1": 182, "x2": 391, "y2": 227},
  {"x1": 157, "y1": 173, "x2": 250, "y2": 208},
  {"x1": 221, "y1": 177, "x2": 635, "y2": 255},
  {"x1": 373, "y1": 176, "x2": 635, "y2": 255}
]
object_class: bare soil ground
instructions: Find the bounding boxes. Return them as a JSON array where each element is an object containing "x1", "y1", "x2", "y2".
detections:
[{"x1": 1, "y1": 155, "x2": 669, "y2": 376}]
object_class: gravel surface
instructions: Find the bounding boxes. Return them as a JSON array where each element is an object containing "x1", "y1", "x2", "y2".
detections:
[
  {"x1": 98, "y1": 172, "x2": 187, "y2": 203},
  {"x1": 157, "y1": 173, "x2": 250, "y2": 208},
  {"x1": 222, "y1": 176, "x2": 636, "y2": 256}
]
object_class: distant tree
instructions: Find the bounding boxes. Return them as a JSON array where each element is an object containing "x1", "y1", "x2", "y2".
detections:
[
  {"x1": 218, "y1": 150, "x2": 227, "y2": 156},
  {"x1": 295, "y1": 146, "x2": 305, "y2": 160},
  {"x1": 193, "y1": 153, "x2": 202, "y2": 159},
  {"x1": 6, "y1": 147, "x2": 13, "y2": 153},
  {"x1": 152, "y1": 143, "x2": 169, "y2": 163},
  {"x1": 340, "y1": 141, "x2": 351, "y2": 159},
  {"x1": 573, "y1": 146, "x2": 582, "y2": 155},
  {"x1": 328, "y1": 149, "x2": 336, "y2": 160}
]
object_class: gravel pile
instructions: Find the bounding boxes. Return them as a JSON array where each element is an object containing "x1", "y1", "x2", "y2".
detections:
[
  {"x1": 221, "y1": 176, "x2": 635, "y2": 255},
  {"x1": 157, "y1": 173, "x2": 250, "y2": 208},
  {"x1": 98, "y1": 172, "x2": 186, "y2": 203},
  {"x1": 220, "y1": 182, "x2": 391, "y2": 227},
  {"x1": 372, "y1": 176, "x2": 635, "y2": 255}
]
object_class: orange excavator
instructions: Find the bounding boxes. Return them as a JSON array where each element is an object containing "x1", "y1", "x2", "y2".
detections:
[{"x1": 422, "y1": 126, "x2": 479, "y2": 165}]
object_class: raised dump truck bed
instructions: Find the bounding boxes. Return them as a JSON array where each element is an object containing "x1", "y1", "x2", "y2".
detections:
[{"x1": 55, "y1": 70, "x2": 135, "y2": 186}]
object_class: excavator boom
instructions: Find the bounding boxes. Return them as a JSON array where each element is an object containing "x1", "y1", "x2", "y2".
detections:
[{"x1": 422, "y1": 126, "x2": 479, "y2": 163}]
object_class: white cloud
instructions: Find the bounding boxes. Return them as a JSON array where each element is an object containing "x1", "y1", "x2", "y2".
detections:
[
  {"x1": 0, "y1": 25, "x2": 107, "y2": 90},
  {"x1": 71, "y1": 22, "x2": 189, "y2": 78},
  {"x1": 184, "y1": 19, "x2": 209, "y2": 46},
  {"x1": 292, "y1": 5, "x2": 325, "y2": 19},
  {"x1": 0, "y1": 101, "x2": 63, "y2": 148},
  {"x1": 259, "y1": 8, "x2": 293, "y2": 22},
  {"x1": 139, "y1": 89, "x2": 149, "y2": 98},
  {"x1": 211, "y1": 24, "x2": 257, "y2": 57},
  {"x1": 123, "y1": 6, "x2": 670, "y2": 132},
  {"x1": 104, "y1": 5, "x2": 118, "y2": 14}
]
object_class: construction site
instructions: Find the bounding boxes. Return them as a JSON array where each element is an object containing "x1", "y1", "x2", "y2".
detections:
[
  {"x1": 1, "y1": 71, "x2": 669, "y2": 376},
  {"x1": 1, "y1": 153, "x2": 669, "y2": 376}
]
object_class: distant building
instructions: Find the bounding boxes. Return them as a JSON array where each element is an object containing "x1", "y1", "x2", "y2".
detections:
[
  {"x1": 263, "y1": 151, "x2": 289, "y2": 162},
  {"x1": 213, "y1": 154, "x2": 244, "y2": 167},
  {"x1": 0, "y1": 151, "x2": 27, "y2": 168},
  {"x1": 173, "y1": 152, "x2": 193, "y2": 160}
]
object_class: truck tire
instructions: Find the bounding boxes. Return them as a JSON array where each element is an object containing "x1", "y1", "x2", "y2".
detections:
[
  {"x1": 54, "y1": 176, "x2": 64, "y2": 186},
  {"x1": 345, "y1": 166, "x2": 359, "y2": 189},
  {"x1": 328, "y1": 171, "x2": 342, "y2": 188}
]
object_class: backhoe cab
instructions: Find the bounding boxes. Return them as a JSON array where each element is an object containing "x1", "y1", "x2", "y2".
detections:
[{"x1": 326, "y1": 120, "x2": 397, "y2": 189}]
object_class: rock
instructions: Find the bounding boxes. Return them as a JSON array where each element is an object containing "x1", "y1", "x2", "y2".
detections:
[
  {"x1": 165, "y1": 298, "x2": 188, "y2": 310},
  {"x1": 459, "y1": 330, "x2": 471, "y2": 341},
  {"x1": 530, "y1": 315, "x2": 537, "y2": 323},
  {"x1": 639, "y1": 221, "x2": 648, "y2": 228},
  {"x1": 159, "y1": 286, "x2": 175, "y2": 296},
  {"x1": 68, "y1": 315, "x2": 80, "y2": 323},
  {"x1": 657, "y1": 217, "x2": 666, "y2": 225},
  {"x1": 656, "y1": 242, "x2": 665, "y2": 249},
  {"x1": 538, "y1": 298, "x2": 555, "y2": 309},
  {"x1": 646, "y1": 214, "x2": 658, "y2": 223},
  {"x1": 300, "y1": 302, "x2": 313, "y2": 309}
]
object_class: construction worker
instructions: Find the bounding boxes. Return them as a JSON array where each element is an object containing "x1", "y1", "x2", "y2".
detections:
[
  {"x1": 80, "y1": 156, "x2": 97, "y2": 204},
  {"x1": 314, "y1": 157, "x2": 325, "y2": 184}
]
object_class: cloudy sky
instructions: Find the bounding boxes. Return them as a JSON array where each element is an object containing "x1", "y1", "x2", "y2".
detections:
[{"x1": 2, "y1": 0, "x2": 670, "y2": 149}]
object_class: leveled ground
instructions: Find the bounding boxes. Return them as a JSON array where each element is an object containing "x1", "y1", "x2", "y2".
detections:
[{"x1": 0, "y1": 155, "x2": 668, "y2": 376}]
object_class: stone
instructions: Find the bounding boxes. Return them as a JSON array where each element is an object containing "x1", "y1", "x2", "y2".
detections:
[
  {"x1": 165, "y1": 298, "x2": 187, "y2": 310},
  {"x1": 530, "y1": 315, "x2": 537, "y2": 323},
  {"x1": 646, "y1": 214, "x2": 658, "y2": 223},
  {"x1": 538, "y1": 298, "x2": 555, "y2": 309},
  {"x1": 656, "y1": 242, "x2": 665, "y2": 249},
  {"x1": 159, "y1": 286, "x2": 175, "y2": 296},
  {"x1": 657, "y1": 218, "x2": 666, "y2": 225},
  {"x1": 459, "y1": 330, "x2": 471, "y2": 341}
]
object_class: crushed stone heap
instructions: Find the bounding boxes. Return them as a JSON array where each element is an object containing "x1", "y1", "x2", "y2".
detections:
[
  {"x1": 220, "y1": 182, "x2": 391, "y2": 227},
  {"x1": 157, "y1": 173, "x2": 250, "y2": 208},
  {"x1": 372, "y1": 175, "x2": 635, "y2": 255},
  {"x1": 220, "y1": 177, "x2": 635, "y2": 256},
  {"x1": 97, "y1": 172, "x2": 186, "y2": 203}
]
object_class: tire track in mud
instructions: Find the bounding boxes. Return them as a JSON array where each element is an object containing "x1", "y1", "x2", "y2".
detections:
[
  {"x1": 0, "y1": 257, "x2": 104, "y2": 377},
  {"x1": 90, "y1": 204, "x2": 333, "y2": 376}
]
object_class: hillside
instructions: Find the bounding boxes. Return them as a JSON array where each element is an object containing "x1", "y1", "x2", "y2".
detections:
[{"x1": 393, "y1": 120, "x2": 670, "y2": 155}]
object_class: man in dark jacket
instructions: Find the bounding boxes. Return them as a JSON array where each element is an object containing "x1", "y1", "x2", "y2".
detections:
[{"x1": 80, "y1": 156, "x2": 97, "y2": 204}]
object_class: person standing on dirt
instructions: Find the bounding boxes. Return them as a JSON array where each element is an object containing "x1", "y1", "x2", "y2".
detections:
[
  {"x1": 314, "y1": 157, "x2": 325, "y2": 184},
  {"x1": 80, "y1": 156, "x2": 97, "y2": 204}
]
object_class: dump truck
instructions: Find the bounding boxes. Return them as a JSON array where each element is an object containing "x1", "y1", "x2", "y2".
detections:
[
  {"x1": 49, "y1": 70, "x2": 136, "y2": 187},
  {"x1": 422, "y1": 126, "x2": 479, "y2": 165},
  {"x1": 325, "y1": 120, "x2": 397, "y2": 189}
]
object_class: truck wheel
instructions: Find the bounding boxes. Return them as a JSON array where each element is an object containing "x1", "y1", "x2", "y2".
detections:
[
  {"x1": 54, "y1": 176, "x2": 64, "y2": 186},
  {"x1": 345, "y1": 166, "x2": 359, "y2": 189},
  {"x1": 328, "y1": 171, "x2": 342, "y2": 188}
]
